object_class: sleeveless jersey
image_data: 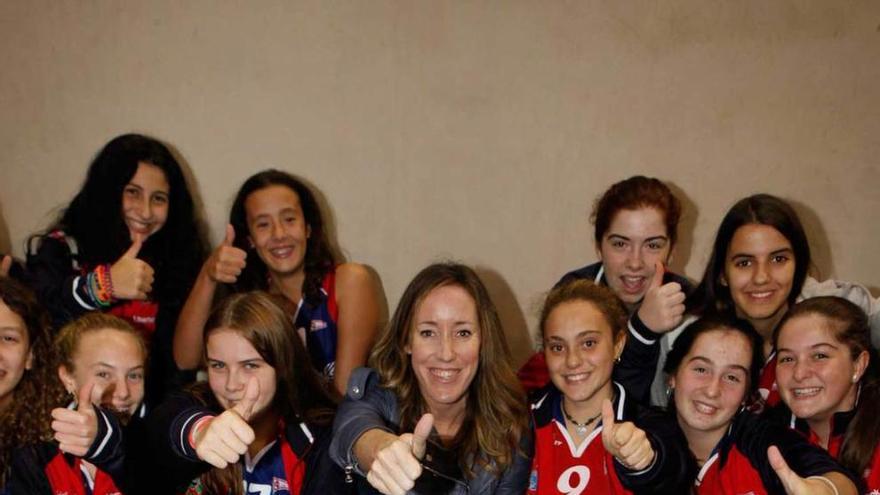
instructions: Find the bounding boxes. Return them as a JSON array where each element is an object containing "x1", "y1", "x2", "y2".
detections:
[{"x1": 292, "y1": 270, "x2": 339, "y2": 380}]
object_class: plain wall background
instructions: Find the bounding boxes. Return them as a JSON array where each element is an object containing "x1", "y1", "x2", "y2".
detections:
[{"x1": 2, "y1": 1, "x2": 878, "y2": 365}]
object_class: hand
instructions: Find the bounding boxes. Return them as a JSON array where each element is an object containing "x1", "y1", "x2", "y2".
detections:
[
  {"x1": 601, "y1": 399, "x2": 655, "y2": 471},
  {"x1": 193, "y1": 376, "x2": 260, "y2": 469},
  {"x1": 51, "y1": 380, "x2": 105, "y2": 457},
  {"x1": 203, "y1": 224, "x2": 247, "y2": 284},
  {"x1": 0, "y1": 255, "x2": 11, "y2": 277},
  {"x1": 636, "y1": 261, "x2": 686, "y2": 333},
  {"x1": 768, "y1": 446, "x2": 840, "y2": 495},
  {"x1": 109, "y1": 234, "x2": 154, "y2": 300},
  {"x1": 366, "y1": 413, "x2": 434, "y2": 495}
]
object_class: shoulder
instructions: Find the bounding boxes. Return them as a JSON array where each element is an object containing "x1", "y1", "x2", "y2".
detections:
[
  {"x1": 334, "y1": 263, "x2": 374, "y2": 290},
  {"x1": 556, "y1": 262, "x2": 602, "y2": 287},
  {"x1": 343, "y1": 367, "x2": 387, "y2": 401}
]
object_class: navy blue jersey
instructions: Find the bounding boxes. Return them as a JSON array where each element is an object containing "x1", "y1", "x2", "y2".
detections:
[{"x1": 293, "y1": 270, "x2": 339, "y2": 380}]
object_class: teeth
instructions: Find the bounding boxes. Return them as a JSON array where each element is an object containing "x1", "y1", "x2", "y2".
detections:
[
  {"x1": 430, "y1": 369, "x2": 459, "y2": 379},
  {"x1": 749, "y1": 292, "x2": 773, "y2": 299},
  {"x1": 565, "y1": 373, "x2": 589, "y2": 382},
  {"x1": 270, "y1": 247, "x2": 293, "y2": 257},
  {"x1": 694, "y1": 402, "x2": 717, "y2": 414},
  {"x1": 793, "y1": 387, "x2": 821, "y2": 397}
]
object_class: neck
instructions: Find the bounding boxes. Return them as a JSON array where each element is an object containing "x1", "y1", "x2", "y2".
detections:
[
  {"x1": 564, "y1": 381, "x2": 614, "y2": 421},
  {"x1": 248, "y1": 409, "x2": 281, "y2": 457},
  {"x1": 680, "y1": 415, "x2": 726, "y2": 466},
  {"x1": 745, "y1": 307, "x2": 787, "y2": 350},
  {"x1": 426, "y1": 400, "x2": 466, "y2": 441},
  {"x1": 269, "y1": 270, "x2": 305, "y2": 302},
  {"x1": 805, "y1": 385, "x2": 858, "y2": 449}
]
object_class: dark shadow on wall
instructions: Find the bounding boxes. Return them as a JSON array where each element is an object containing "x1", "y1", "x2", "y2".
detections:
[
  {"x1": 666, "y1": 180, "x2": 697, "y2": 278},
  {"x1": 163, "y1": 139, "x2": 212, "y2": 251},
  {"x1": 363, "y1": 264, "x2": 390, "y2": 337},
  {"x1": 474, "y1": 266, "x2": 533, "y2": 369},
  {"x1": 0, "y1": 199, "x2": 10, "y2": 255},
  {"x1": 788, "y1": 198, "x2": 833, "y2": 281}
]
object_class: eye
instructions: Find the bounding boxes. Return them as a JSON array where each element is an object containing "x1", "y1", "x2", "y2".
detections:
[
  {"x1": 456, "y1": 329, "x2": 472, "y2": 338},
  {"x1": 692, "y1": 366, "x2": 707, "y2": 375},
  {"x1": 124, "y1": 187, "x2": 140, "y2": 197},
  {"x1": 208, "y1": 361, "x2": 225, "y2": 370},
  {"x1": 0, "y1": 335, "x2": 19, "y2": 344},
  {"x1": 283, "y1": 215, "x2": 297, "y2": 224},
  {"x1": 151, "y1": 194, "x2": 169, "y2": 205},
  {"x1": 548, "y1": 343, "x2": 564, "y2": 353},
  {"x1": 724, "y1": 374, "x2": 742, "y2": 383},
  {"x1": 611, "y1": 240, "x2": 627, "y2": 249},
  {"x1": 244, "y1": 362, "x2": 261, "y2": 370},
  {"x1": 254, "y1": 221, "x2": 269, "y2": 230},
  {"x1": 777, "y1": 355, "x2": 794, "y2": 364},
  {"x1": 647, "y1": 241, "x2": 665, "y2": 250},
  {"x1": 771, "y1": 255, "x2": 790, "y2": 264},
  {"x1": 582, "y1": 339, "x2": 597, "y2": 349},
  {"x1": 96, "y1": 371, "x2": 111, "y2": 380},
  {"x1": 418, "y1": 329, "x2": 435, "y2": 338},
  {"x1": 812, "y1": 352, "x2": 829, "y2": 360},
  {"x1": 734, "y1": 259, "x2": 752, "y2": 268},
  {"x1": 128, "y1": 371, "x2": 144, "y2": 382}
]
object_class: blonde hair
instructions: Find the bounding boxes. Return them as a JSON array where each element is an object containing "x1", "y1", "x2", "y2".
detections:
[{"x1": 55, "y1": 312, "x2": 147, "y2": 372}]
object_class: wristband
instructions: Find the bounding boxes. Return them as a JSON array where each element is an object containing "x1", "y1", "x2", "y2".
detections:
[
  {"x1": 806, "y1": 476, "x2": 839, "y2": 495},
  {"x1": 188, "y1": 415, "x2": 215, "y2": 449}
]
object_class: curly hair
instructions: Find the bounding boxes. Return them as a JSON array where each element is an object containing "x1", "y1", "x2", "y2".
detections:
[
  {"x1": 370, "y1": 262, "x2": 529, "y2": 478},
  {"x1": 0, "y1": 277, "x2": 66, "y2": 486}
]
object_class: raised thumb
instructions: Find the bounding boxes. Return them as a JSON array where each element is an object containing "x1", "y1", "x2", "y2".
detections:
[
  {"x1": 232, "y1": 376, "x2": 260, "y2": 421},
  {"x1": 124, "y1": 233, "x2": 144, "y2": 258},
  {"x1": 223, "y1": 224, "x2": 236, "y2": 246},
  {"x1": 600, "y1": 398, "x2": 616, "y2": 440},
  {"x1": 650, "y1": 260, "x2": 665, "y2": 289},
  {"x1": 77, "y1": 380, "x2": 101, "y2": 413},
  {"x1": 768, "y1": 445, "x2": 798, "y2": 492},
  {"x1": 0, "y1": 255, "x2": 12, "y2": 277},
  {"x1": 411, "y1": 413, "x2": 434, "y2": 460}
]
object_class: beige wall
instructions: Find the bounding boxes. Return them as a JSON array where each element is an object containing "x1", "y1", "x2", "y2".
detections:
[{"x1": 2, "y1": 1, "x2": 878, "y2": 365}]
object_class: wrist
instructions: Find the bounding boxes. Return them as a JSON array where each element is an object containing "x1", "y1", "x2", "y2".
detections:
[{"x1": 188, "y1": 415, "x2": 215, "y2": 449}]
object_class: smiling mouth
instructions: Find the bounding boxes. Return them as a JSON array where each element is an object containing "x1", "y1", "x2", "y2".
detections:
[
  {"x1": 268, "y1": 246, "x2": 295, "y2": 258},
  {"x1": 620, "y1": 276, "x2": 646, "y2": 293},
  {"x1": 127, "y1": 219, "x2": 153, "y2": 232},
  {"x1": 745, "y1": 290, "x2": 776, "y2": 301},
  {"x1": 563, "y1": 372, "x2": 591, "y2": 384},
  {"x1": 693, "y1": 401, "x2": 718, "y2": 415},
  {"x1": 429, "y1": 368, "x2": 461, "y2": 382},
  {"x1": 792, "y1": 387, "x2": 822, "y2": 398}
]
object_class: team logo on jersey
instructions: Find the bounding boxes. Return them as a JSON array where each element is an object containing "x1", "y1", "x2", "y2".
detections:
[
  {"x1": 310, "y1": 319, "x2": 328, "y2": 331},
  {"x1": 529, "y1": 470, "x2": 538, "y2": 491},
  {"x1": 272, "y1": 477, "x2": 289, "y2": 492}
]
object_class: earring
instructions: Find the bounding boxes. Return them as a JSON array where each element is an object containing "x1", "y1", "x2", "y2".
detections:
[
  {"x1": 852, "y1": 374, "x2": 859, "y2": 383},
  {"x1": 615, "y1": 354, "x2": 621, "y2": 364}
]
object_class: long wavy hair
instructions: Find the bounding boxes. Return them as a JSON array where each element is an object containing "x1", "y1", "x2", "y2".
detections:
[
  {"x1": 774, "y1": 297, "x2": 880, "y2": 478},
  {"x1": 34, "y1": 133, "x2": 207, "y2": 306},
  {"x1": 0, "y1": 278, "x2": 66, "y2": 486},
  {"x1": 196, "y1": 292, "x2": 337, "y2": 495},
  {"x1": 688, "y1": 194, "x2": 811, "y2": 316},
  {"x1": 228, "y1": 170, "x2": 336, "y2": 306},
  {"x1": 370, "y1": 262, "x2": 529, "y2": 478}
]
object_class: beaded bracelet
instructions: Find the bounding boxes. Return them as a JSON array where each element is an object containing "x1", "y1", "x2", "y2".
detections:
[
  {"x1": 806, "y1": 475, "x2": 839, "y2": 495},
  {"x1": 83, "y1": 272, "x2": 101, "y2": 307},
  {"x1": 97, "y1": 264, "x2": 114, "y2": 301},
  {"x1": 91, "y1": 265, "x2": 113, "y2": 307}
]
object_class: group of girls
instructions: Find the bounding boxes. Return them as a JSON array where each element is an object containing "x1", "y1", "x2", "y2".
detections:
[{"x1": 0, "y1": 133, "x2": 878, "y2": 495}]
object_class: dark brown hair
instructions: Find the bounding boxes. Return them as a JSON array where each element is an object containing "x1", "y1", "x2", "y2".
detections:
[
  {"x1": 591, "y1": 176, "x2": 682, "y2": 247},
  {"x1": 539, "y1": 279, "x2": 629, "y2": 342}
]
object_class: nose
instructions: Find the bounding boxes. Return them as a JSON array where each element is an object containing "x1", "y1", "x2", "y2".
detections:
[
  {"x1": 113, "y1": 378, "x2": 131, "y2": 402},
  {"x1": 132, "y1": 195, "x2": 153, "y2": 220},
  {"x1": 565, "y1": 347, "x2": 583, "y2": 369},
  {"x1": 437, "y1": 334, "x2": 456, "y2": 362},
  {"x1": 271, "y1": 219, "x2": 286, "y2": 240},
  {"x1": 625, "y1": 246, "x2": 644, "y2": 270},
  {"x1": 225, "y1": 368, "x2": 244, "y2": 394},
  {"x1": 705, "y1": 375, "x2": 721, "y2": 398},
  {"x1": 752, "y1": 260, "x2": 769, "y2": 285},
  {"x1": 792, "y1": 359, "x2": 811, "y2": 382}
]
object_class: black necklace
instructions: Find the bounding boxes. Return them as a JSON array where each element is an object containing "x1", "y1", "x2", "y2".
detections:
[{"x1": 561, "y1": 401, "x2": 602, "y2": 436}]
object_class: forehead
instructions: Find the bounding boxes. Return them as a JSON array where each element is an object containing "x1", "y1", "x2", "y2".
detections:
[
  {"x1": 414, "y1": 285, "x2": 477, "y2": 322},
  {"x1": 728, "y1": 224, "x2": 792, "y2": 256},
  {"x1": 544, "y1": 300, "x2": 613, "y2": 339},
  {"x1": 777, "y1": 313, "x2": 837, "y2": 349},
  {"x1": 0, "y1": 300, "x2": 26, "y2": 330},
  {"x1": 74, "y1": 328, "x2": 145, "y2": 367},
  {"x1": 130, "y1": 162, "x2": 169, "y2": 190},
  {"x1": 604, "y1": 207, "x2": 667, "y2": 238},
  {"x1": 245, "y1": 185, "x2": 303, "y2": 216},
  {"x1": 687, "y1": 329, "x2": 752, "y2": 369},
  {"x1": 207, "y1": 328, "x2": 262, "y2": 360}
]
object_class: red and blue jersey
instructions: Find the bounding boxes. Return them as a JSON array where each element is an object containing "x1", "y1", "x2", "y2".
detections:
[
  {"x1": 242, "y1": 433, "x2": 306, "y2": 495},
  {"x1": 293, "y1": 270, "x2": 339, "y2": 381}
]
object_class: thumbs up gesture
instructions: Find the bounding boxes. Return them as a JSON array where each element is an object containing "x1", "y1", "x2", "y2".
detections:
[
  {"x1": 109, "y1": 233, "x2": 154, "y2": 300},
  {"x1": 636, "y1": 261, "x2": 686, "y2": 333},
  {"x1": 366, "y1": 413, "x2": 434, "y2": 495},
  {"x1": 0, "y1": 255, "x2": 12, "y2": 277},
  {"x1": 601, "y1": 399, "x2": 655, "y2": 472},
  {"x1": 768, "y1": 446, "x2": 853, "y2": 495},
  {"x1": 193, "y1": 376, "x2": 260, "y2": 469},
  {"x1": 51, "y1": 380, "x2": 105, "y2": 457},
  {"x1": 203, "y1": 224, "x2": 247, "y2": 284}
]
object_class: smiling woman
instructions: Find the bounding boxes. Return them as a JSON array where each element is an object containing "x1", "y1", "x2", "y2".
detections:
[
  {"x1": 330, "y1": 262, "x2": 531, "y2": 495},
  {"x1": 26, "y1": 133, "x2": 207, "y2": 403}
]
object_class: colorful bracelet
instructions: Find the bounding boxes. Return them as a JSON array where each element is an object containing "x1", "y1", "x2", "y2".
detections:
[{"x1": 91, "y1": 265, "x2": 113, "y2": 307}]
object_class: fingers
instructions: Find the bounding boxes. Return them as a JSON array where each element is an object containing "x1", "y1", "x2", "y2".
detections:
[
  {"x1": 650, "y1": 260, "x2": 665, "y2": 288},
  {"x1": 768, "y1": 445, "x2": 803, "y2": 494},
  {"x1": 371, "y1": 438, "x2": 422, "y2": 494},
  {"x1": 76, "y1": 379, "x2": 104, "y2": 413},
  {"x1": 51, "y1": 403, "x2": 98, "y2": 457},
  {"x1": 231, "y1": 376, "x2": 260, "y2": 422},
  {"x1": 223, "y1": 224, "x2": 236, "y2": 246},
  {"x1": 367, "y1": 464, "x2": 404, "y2": 495},
  {"x1": 123, "y1": 233, "x2": 144, "y2": 258},
  {"x1": 410, "y1": 413, "x2": 434, "y2": 460},
  {"x1": 0, "y1": 255, "x2": 12, "y2": 277},
  {"x1": 194, "y1": 412, "x2": 255, "y2": 469}
]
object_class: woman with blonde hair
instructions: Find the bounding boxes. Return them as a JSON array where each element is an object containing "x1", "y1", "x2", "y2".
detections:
[{"x1": 331, "y1": 262, "x2": 532, "y2": 494}]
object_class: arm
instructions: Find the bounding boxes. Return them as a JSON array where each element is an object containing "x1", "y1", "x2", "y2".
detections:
[
  {"x1": 613, "y1": 316, "x2": 664, "y2": 405},
  {"x1": 615, "y1": 405, "x2": 696, "y2": 493},
  {"x1": 173, "y1": 225, "x2": 246, "y2": 370},
  {"x1": 332, "y1": 263, "x2": 381, "y2": 396},
  {"x1": 8, "y1": 444, "x2": 53, "y2": 495},
  {"x1": 493, "y1": 428, "x2": 534, "y2": 495},
  {"x1": 25, "y1": 235, "x2": 94, "y2": 326}
]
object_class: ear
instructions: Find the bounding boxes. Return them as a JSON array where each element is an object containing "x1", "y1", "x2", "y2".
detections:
[
  {"x1": 853, "y1": 350, "x2": 870, "y2": 383},
  {"x1": 58, "y1": 365, "x2": 76, "y2": 395},
  {"x1": 719, "y1": 272, "x2": 728, "y2": 287},
  {"x1": 667, "y1": 375, "x2": 676, "y2": 390},
  {"x1": 595, "y1": 241, "x2": 604, "y2": 262},
  {"x1": 306, "y1": 223, "x2": 312, "y2": 239},
  {"x1": 247, "y1": 235, "x2": 255, "y2": 249}
]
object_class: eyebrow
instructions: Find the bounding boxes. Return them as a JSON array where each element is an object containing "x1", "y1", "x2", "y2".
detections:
[
  {"x1": 0, "y1": 326, "x2": 24, "y2": 332},
  {"x1": 777, "y1": 342, "x2": 839, "y2": 353},
  {"x1": 545, "y1": 330, "x2": 601, "y2": 341},
  {"x1": 607, "y1": 234, "x2": 668, "y2": 243},
  {"x1": 729, "y1": 247, "x2": 794, "y2": 259},
  {"x1": 92, "y1": 362, "x2": 144, "y2": 371}
]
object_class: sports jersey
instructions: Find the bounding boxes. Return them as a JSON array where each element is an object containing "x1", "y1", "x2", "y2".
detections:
[
  {"x1": 528, "y1": 382, "x2": 693, "y2": 495},
  {"x1": 692, "y1": 411, "x2": 855, "y2": 495},
  {"x1": 518, "y1": 262, "x2": 693, "y2": 394},
  {"x1": 785, "y1": 408, "x2": 880, "y2": 493},
  {"x1": 242, "y1": 432, "x2": 306, "y2": 495},
  {"x1": 293, "y1": 270, "x2": 339, "y2": 380}
]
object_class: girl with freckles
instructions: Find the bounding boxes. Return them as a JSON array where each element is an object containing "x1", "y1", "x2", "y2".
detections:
[
  {"x1": 529, "y1": 280, "x2": 693, "y2": 495},
  {"x1": 8, "y1": 313, "x2": 148, "y2": 495},
  {"x1": 773, "y1": 297, "x2": 880, "y2": 493},
  {"x1": 660, "y1": 315, "x2": 859, "y2": 495}
]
